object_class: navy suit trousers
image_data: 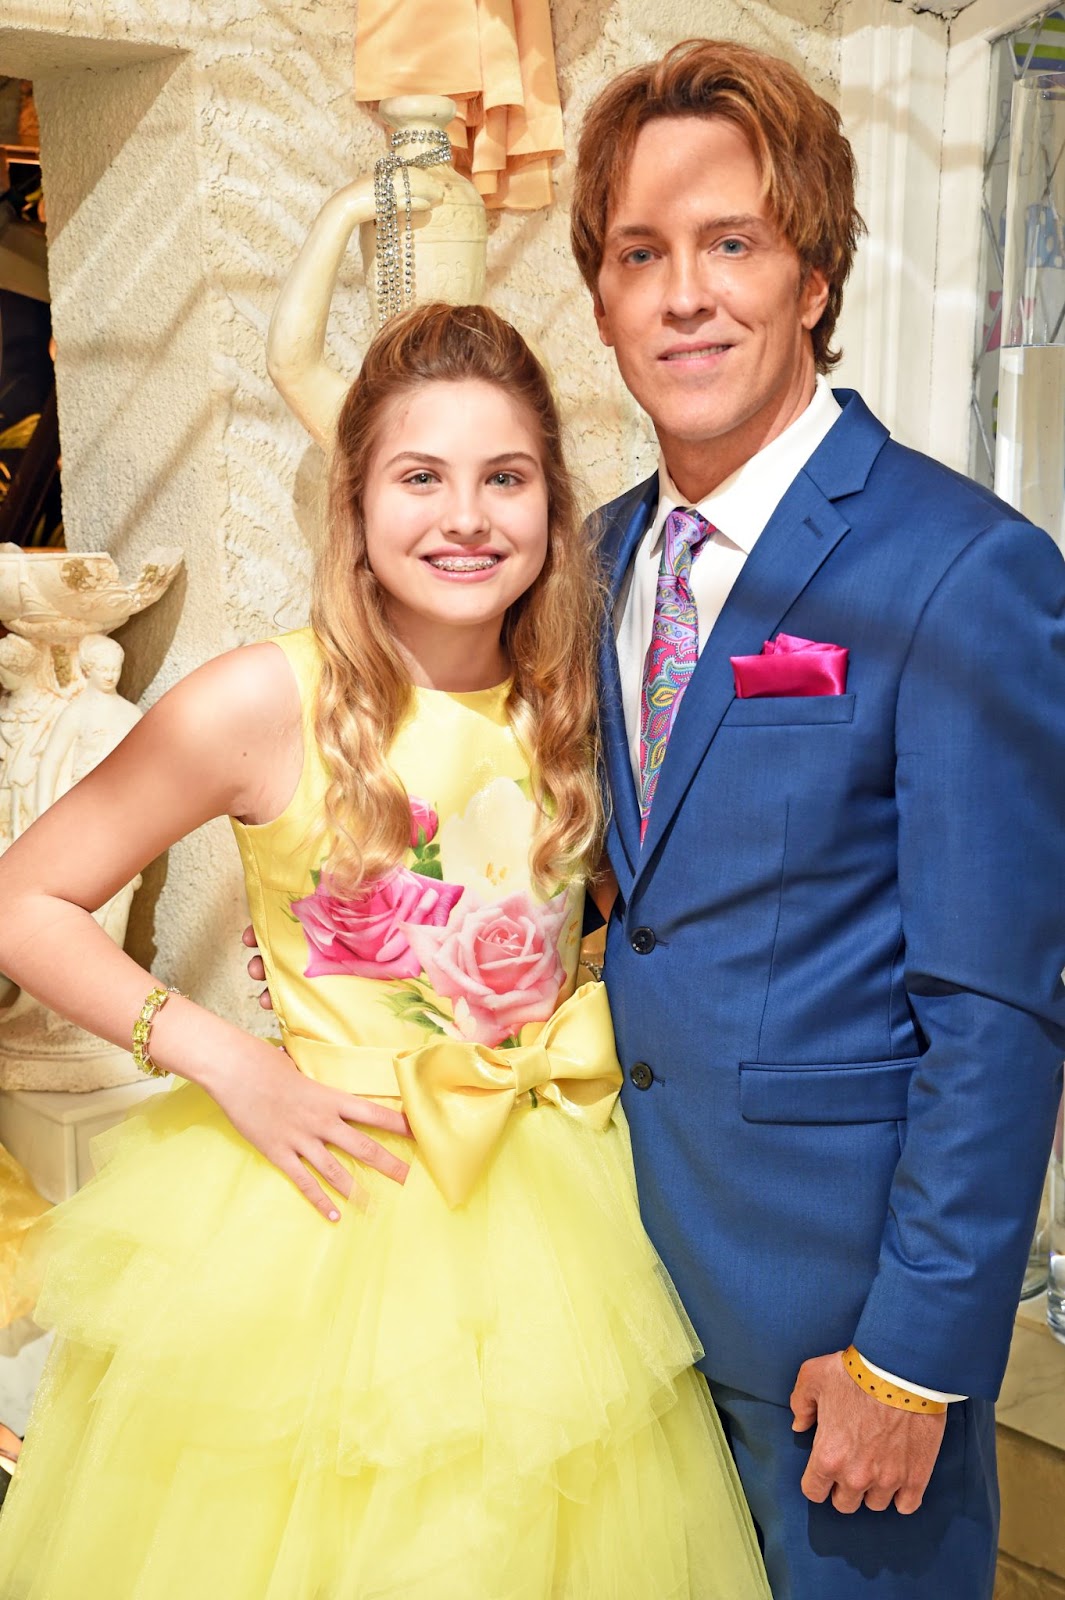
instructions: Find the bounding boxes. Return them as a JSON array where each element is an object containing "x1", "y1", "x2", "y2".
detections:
[{"x1": 710, "y1": 1381, "x2": 999, "y2": 1600}]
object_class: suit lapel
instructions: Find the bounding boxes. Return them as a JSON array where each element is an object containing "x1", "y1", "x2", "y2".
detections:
[
  {"x1": 634, "y1": 392, "x2": 888, "y2": 878},
  {"x1": 597, "y1": 476, "x2": 657, "y2": 895}
]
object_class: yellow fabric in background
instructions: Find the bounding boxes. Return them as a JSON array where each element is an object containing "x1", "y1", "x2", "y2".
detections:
[
  {"x1": 355, "y1": 0, "x2": 563, "y2": 210},
  {"x1": 0, "y1": 1144, "x2": 49, "y2": 1328}
]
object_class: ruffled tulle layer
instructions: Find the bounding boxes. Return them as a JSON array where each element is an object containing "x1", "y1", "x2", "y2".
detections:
[{"x1": 0, "y1": 1082, "x2": 768, "y2": 1599}]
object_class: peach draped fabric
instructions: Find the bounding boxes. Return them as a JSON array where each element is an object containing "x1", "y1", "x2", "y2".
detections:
[{"x1": 354, "y1": 0, "x2": 563, "y2": 210}]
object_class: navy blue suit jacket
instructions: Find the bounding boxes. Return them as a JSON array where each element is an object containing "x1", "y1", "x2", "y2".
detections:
[{"x1": 598, "y1": 389, "x2": 1065, "y2": 1405}]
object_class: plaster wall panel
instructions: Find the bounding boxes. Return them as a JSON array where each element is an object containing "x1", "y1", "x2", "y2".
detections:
[
  {"x1": 10, "y1": 46, "x2": 239, "y2": 1017},
  {"x1": 1, "y1": 0, "x2": 843, "y2": 1028}
]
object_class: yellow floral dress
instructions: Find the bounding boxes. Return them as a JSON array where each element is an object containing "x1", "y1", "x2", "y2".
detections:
[{"x1": 0, "y1": 629, "x2": 769, "y2": 1600}]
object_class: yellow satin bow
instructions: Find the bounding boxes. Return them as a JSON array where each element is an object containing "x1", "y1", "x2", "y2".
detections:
[{"x1": 394, "y1": 982, "x2": 623, "y2": 1208}]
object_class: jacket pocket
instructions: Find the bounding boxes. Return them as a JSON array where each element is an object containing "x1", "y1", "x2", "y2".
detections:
[
  {"x1": 722, "y1": 693, "x2": 855, "y2": 727},
  {"x1": 738, "y1": 1056, "x2": 919, "y2": 1123}
]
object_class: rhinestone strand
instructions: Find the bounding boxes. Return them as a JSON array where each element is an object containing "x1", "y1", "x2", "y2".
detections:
[{"x1": 373, "y1": 127, "x2": 452, "y2": 326}]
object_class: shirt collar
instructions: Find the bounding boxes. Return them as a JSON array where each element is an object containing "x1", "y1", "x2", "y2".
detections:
[{"x1": 648, "y1": 375, "x2": 842, "y2": 558}]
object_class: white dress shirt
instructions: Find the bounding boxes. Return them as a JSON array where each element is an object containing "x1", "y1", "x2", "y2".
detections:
[
  {"x1": 614, "y1": 377, "x2": 963, "y2": 1405},
  {"x1": 616, "y1": 377, "x2": 841, "y2": 785}
]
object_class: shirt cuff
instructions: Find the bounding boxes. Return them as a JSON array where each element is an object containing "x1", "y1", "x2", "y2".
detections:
[{"x1": 858, "y1": 1352, "x2": 966, "y2": 1404}]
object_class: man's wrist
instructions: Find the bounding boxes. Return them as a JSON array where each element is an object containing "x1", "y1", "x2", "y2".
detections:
[
  {"x1": 842, "y1": 1347, "x2": 951, "y2": 1413},
  {"x1": 858, "y1": 1352, "x2": 966, "y2": 1406}
]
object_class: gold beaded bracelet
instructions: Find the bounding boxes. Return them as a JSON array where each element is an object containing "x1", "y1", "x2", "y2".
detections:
[
  {"x1": 842, "y1": 1347, "x2": 947, "y2": 1415},
  {"x1": 131, "y1": 985, "x2": 181, "y2": 1078}
]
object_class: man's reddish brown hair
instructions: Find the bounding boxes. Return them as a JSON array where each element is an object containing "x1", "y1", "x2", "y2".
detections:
[{"x1": 570, "y1": 38, "x2": 864, "y2": 372}]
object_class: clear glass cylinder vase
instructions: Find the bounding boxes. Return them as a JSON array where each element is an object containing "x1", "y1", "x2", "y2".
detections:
[
  {"x1": 995, "y1": 73, "x2": 1065, "y2": 550},
  {"x1": 1049, "y1": 1095, "x2": 1065, "y2": 1344}
]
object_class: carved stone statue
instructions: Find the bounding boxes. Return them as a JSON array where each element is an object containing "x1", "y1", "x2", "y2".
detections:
[
  {"x1": 31, "y1": 633, "x2": 145, "y2": 956},
  {"x1": 0, "y1": 547, "x2": 182, "y2": 1090},
  {"x1": 267, "y1": 95, "x2": 488, "y2": 448},
  {"x1": 0, "y1": 634, "x2": 54, "y2": 846},
  {"x1": 35, "y1": 635, "x2": 140, "y2": 813}
]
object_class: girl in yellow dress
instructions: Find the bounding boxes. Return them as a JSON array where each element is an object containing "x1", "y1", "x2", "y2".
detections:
[{"x1": 0, "y1": 304, "x2": 769, "y2": 1599}]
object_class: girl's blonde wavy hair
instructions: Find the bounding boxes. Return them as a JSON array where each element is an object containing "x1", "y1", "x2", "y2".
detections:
[{"x1": 311, "y1": 302, "x2": 604, "y2": 896}]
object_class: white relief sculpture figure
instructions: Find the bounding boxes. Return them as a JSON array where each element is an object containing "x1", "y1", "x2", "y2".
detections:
[
  {"x1": 0, "y1": 635, "x2": 68, "y2": 1019},
  {"x1": 35, "y1": 635, "x2": 140, "y2": 809},
  {"x1": 0, "y1": 634, "x2": 48, "y2": 847},
  {"x1": 267, "y1": 96, "x2": 487, "y2": 448},
  {"x1": 34, "y1": 635, "x2": 143, "y2": 951},
  {"x1": 0, "y1": 635, "x2": 143, "y2": 1078}
]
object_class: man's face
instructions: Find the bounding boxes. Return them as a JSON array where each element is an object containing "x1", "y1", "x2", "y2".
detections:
[{"x1": 593, "y1": 115, "x2": 829, "y2": 498}]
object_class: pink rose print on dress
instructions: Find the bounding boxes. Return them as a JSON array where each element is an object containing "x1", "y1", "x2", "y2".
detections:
[
  {"x1": 408, "y1": 796, "x2": 438, "y2": 847},
  {"x1": 292, "y1": 866, "x2": 463, "y2": 981},
  {"x1": 405, "y1": 889, "x2": 568, "y2": 1047}
]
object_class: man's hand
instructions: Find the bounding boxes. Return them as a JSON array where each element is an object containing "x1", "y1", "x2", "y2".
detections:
[
  {"x1": 790, "y1": 1351, "x2": 947, "y2": 1514},
  {"x1": 243, "y1": 923, "x2": 273, "y2": 1011}
]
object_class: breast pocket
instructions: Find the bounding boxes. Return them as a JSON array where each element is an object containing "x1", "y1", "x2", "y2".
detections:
[{"x1": 722, "y1": 694, "x2": 856, "y2": 728}]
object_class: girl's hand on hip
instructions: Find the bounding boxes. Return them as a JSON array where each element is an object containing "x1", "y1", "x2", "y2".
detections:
[{"x1": 205, "y1": 1039, "x2": 411, "y2": 1221}]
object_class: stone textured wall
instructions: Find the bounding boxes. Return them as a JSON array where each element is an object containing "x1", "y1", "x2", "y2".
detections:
[{"x1": 0, "y1": 0, "x2": 843, "y2": 1024}]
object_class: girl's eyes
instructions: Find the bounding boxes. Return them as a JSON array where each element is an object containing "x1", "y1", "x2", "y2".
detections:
[
  {"x1": 401, "y1": 470, "x2": 523, "y2": 488},
  {"x1": 718, "y1": 238, "x2": 746, "y2": 256},
  {"x1": 622, "y1": 248, "x2": 655, "y2": 266}
]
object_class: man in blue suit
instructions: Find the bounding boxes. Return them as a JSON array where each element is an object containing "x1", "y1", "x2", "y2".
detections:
[{"x1": 570, "y1": 37, "x2": 1065, "y2": 1600}]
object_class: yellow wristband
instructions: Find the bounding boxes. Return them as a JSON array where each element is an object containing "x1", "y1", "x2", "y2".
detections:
[
  {"x1": 131, "y1": 985, "x2": 181, "y2": 1078},
  {"x1": 842, "y1": 1347, "x2": 947, "y2": 1415}
]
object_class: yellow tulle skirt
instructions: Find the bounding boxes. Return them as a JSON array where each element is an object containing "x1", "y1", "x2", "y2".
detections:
[{"x1": 0, "y1": 1082, "x2": 769, "y2": 1599}]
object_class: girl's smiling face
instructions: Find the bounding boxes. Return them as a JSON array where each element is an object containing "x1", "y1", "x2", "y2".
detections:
[{"x1": 363, "y1": 378, "x2": 550, "y2": 678}]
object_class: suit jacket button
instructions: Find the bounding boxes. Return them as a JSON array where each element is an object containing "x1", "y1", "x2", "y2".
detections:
[
  {"x1": 630, "y1": 1061, "x2": 654, "y2": 1090},
  {"x1": 630, "y1": 927, "x2": 656, "y2": 955}
]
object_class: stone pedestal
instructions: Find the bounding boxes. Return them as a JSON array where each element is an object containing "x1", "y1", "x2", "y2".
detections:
[
  {"x1": 0, "y1": 1078, "x2": 170, "y2": 1204},
  {"x1": 0, "y1": 1032, "x2": 149, "y2": 1094}
]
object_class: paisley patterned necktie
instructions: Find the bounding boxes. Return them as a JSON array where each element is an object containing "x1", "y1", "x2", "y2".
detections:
[{"x1": 638, "y1": 507, "x2": 712, "y2": 838}]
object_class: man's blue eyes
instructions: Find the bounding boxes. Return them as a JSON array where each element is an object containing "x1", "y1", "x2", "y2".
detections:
[{"x1": 623, "y1": 239, "x2": 746, "y2": 264}]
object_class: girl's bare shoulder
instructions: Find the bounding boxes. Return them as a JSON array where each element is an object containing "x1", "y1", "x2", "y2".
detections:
[{"x1": 149, "y1": 641, "x2": 303, "y2": 747}]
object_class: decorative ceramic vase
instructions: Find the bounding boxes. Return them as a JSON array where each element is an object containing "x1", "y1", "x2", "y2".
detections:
[{"x1": 360, "y1": 95, "x2": 488, "y2": 321}]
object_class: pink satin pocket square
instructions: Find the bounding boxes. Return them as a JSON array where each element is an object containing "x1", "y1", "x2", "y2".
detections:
[{"x1": 730, "y1": 632, "x2": 849, "y2": 699}]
